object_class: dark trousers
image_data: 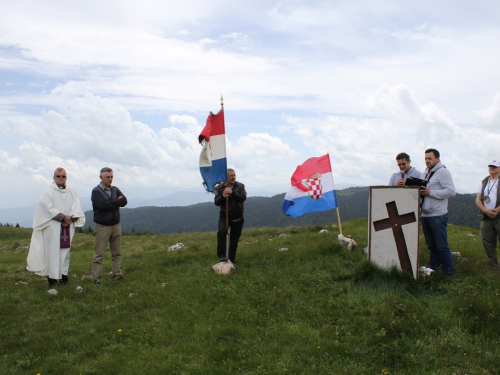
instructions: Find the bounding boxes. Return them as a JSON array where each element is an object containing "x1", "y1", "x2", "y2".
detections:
[
  {"x1": 217, "y1": 218, "x2": 244, "y2": 262},
  {"x1": 480, "y1": 216, "x2": 500, "y2": 267}
]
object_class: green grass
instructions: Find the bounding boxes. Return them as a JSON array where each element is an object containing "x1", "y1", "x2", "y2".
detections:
[{"x1": 1, "y1": 219, "x2": 499, "y2": 374}]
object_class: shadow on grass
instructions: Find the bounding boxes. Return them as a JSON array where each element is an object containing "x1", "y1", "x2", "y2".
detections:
[{"x1": 352, "y1": 261, "x2": 453, "y2": 296}]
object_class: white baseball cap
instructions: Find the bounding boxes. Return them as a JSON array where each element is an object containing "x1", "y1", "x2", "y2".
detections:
[{"x1": 488, "y1": 159, "x2": 500, "y2": 168}]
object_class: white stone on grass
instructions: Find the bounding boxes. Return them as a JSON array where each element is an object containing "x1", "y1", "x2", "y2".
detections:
[
  {"x1": 212, "y1": 260, "x2": 236, "y2": 275},
  {"x1": 47, "y1": 289, "x2": 58, "y2": 295},
  {"x1": 338, "y1": 234, "x2": 357, "y2": 251},
  {"x1": 168, "y1": 243, "x2": 184, "y2": 251},
  {"x1": 419, "y1": 266, "x2": 434, "y2": 276}
]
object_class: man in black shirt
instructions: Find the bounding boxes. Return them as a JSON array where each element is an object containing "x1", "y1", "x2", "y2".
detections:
[{"x1": 214, "y1": 169, "x2": 246, "y2": 266}]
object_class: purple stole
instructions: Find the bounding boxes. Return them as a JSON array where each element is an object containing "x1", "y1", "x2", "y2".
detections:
[{"x1": 60, "y1": 225, "x2": 71, "y2": 249}]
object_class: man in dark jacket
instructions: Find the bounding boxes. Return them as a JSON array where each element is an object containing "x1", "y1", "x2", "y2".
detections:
[
  {"x1": 215, "y1": 169, "x2": 246, "y2": 265},
  {"x1": 91, "y1": 167, "x2": 127, "y2": 284}
]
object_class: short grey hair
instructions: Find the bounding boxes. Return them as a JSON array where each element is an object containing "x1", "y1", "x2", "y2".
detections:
[
  {"x1": 227, "y1": 168, "x2": 235, "y2": 173},
  {"x1": 100, "y1": 167, "x2": 113, "y2": 174},
  {"x1": 53, "y1": 167, "x2": 66, "y2": 176}
]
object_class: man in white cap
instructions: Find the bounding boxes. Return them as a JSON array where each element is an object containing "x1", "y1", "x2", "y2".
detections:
[{"x1": 476, "y1": 159, "x2": 500, "y2": 268}]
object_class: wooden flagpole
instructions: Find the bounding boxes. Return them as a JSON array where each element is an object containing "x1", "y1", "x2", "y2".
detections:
[
  {"x1": 327, "y1": 152, "x2": 343, "y2": 236},
  {"x1": 336, "y1": 207, "x2": 343, "y2": 235},
  {"x1": 221, "y1": 95, "x2": 230, "y2": 261}
]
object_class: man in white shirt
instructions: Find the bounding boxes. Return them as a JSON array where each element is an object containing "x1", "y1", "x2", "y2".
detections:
[{"x1": 476, "y1": 159, "x2": 500, "y2": 268}]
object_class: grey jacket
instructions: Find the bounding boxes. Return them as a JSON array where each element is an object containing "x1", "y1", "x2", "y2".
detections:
[
  {"x1": 388, "y1": 166, "x2": 422, "y2": 186},
  {"x1": 421, "y1": 161, "x2": 455, "y2": 217}
]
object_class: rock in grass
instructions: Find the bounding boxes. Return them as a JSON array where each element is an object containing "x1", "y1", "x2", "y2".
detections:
[
  {"x1": 338, "y1": 234, "x2": 357, "y2": 250},
  {"x1": 168, "y1": 243, "x2": 184, "y2": 251},
  {"x1": 212, "y1": 261, "x2": 236, "y2": 275},
  {"x1": 419, "y1": 266, "x2": 434, "y2": 276}
]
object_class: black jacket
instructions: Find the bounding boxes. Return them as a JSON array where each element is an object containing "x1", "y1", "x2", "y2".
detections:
[
  {"x1": 214, "y1": 181, "x2": 246, "y2": 220},
  {"x1": 91, "y1": 185, "x2": 127, "y2": 226}
]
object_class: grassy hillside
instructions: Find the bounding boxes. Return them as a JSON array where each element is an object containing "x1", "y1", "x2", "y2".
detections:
[{"x1": 1, "y1": 220, "x2": 499, "y2": 374}]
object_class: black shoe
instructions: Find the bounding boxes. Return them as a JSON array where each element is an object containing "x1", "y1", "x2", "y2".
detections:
[
  {"x1": 47, "y1": 277, "x2": 58, "y2": 288},
  {"x1": 219, "y1": 257, "x2": 228, "y2": 262},
  {"x1": 112, "y1": 275, "x2": 124, "y2": 281},
  {"x1": 60, "y1": 274, "x2": 69, "y2": 285}
]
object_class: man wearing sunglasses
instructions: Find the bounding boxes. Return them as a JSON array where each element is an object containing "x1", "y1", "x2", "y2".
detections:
[
  {"x1": 476, "y1": 159, "x2": 500, "y2": 268},
  {"x1": 388, "y1": 152, "x2": 421, "y2": 187},
  {"x1": 27, "y1": 168, "x2": 86, "y2": 289}
]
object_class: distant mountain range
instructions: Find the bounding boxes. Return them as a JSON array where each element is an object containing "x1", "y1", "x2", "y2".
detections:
[
  {"x1": 0, "y1": 183, "x2": 357, "y2": 227},
  {"x1": 1, "y1": 186, "x2": 479, "y2": 232},
  {"x1": 78, "y1": 187, "x2": 479, "y2": 234}
]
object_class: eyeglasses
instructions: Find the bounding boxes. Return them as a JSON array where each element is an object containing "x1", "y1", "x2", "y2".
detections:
[{"x1": 54, "y1": 175, "x2": 67, "y2": 178}]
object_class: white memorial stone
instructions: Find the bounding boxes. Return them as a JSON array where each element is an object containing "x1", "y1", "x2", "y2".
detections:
[{"x1": 368, "y1": 186, "x2": 420, "y2": 279}]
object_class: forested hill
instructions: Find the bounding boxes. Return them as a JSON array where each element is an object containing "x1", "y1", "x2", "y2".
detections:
[{"x1": 83, "y1": 187, "x2": 479, "y2": 234}]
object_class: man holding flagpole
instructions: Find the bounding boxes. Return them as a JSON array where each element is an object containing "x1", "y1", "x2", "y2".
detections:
[{"x1": 214, "y1": 169, "x2": 247, "y2": 266}]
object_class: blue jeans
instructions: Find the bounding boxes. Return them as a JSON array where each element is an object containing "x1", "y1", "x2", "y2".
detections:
[{"x1": 421, "y1": 213, "x2": 455, "y2": 275}]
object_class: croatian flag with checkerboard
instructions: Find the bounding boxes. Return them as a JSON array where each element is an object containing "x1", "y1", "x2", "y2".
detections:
[{"x1": 282, "y1": 154, "x2": 337, "y2": 218}]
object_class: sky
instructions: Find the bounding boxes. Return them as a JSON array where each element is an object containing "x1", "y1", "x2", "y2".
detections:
[{"x1": 1, "y1": 0, "x2": 500, "y2": 209}]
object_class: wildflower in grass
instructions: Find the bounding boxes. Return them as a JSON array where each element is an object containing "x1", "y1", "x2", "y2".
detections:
[{"x1": 117, "y1": 329, "x2": 122, "y2": 332}]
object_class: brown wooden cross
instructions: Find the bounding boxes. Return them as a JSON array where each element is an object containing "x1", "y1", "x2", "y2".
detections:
[{"x1": 373, "y1": 201, "x2": 416, "y2": 274}]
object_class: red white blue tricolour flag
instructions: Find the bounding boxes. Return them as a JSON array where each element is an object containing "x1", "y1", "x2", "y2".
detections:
[
  {"x1": 282, "y1": 154, "x2": 337, "y2": 218},
  {"x1": 198, "y1": 109, "x2": 227, "y2": 192}
]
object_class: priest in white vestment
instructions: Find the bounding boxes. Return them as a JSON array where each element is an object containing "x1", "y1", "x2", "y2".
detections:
[{"x1": 27, "y1": 168, "x2": 85, "y2": 288}]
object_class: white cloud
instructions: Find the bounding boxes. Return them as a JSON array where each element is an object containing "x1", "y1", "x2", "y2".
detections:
[
  {"x1": 475, "y1": 93, "x2": 500, "y2": 132},
  {"x1": 2, "y1": 0, "x2": 500, "y2": 209},
  {"x1": 0, "y1": 150, "x2": 21, "y2": 170}
]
